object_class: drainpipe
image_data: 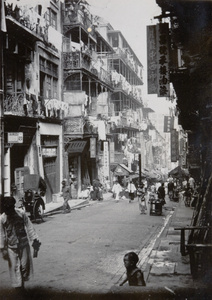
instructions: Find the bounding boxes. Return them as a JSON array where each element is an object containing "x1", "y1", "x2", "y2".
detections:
[
  {"x1": 139, "y1": 153, "x2": 142, "y2": 186},
  {"x1": 0, "y1": 31, "x2": 5, "y2": 197},
  {"x1": 77, "y1": 155, "x2": 81, "y2": 198}
]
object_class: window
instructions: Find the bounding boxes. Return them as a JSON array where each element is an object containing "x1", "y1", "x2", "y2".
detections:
[
  {"x1": 6, "y1": 60, "x2": 24, "y2": 95},
  {"x1": 46, "y1": 76, "x2": 51, "y2": 98},
  {"x1": 65, "y1": 73, "x2": 80, "y2": 91},
  {"x1": 63, "y1": 37, "x2": 71, "y2": 53},
  {"x1": 45, "y1": 8, "x2": 57, "y2": 29},
  {"x1": 112, "y1": 33, "x2": 119, "y2": 48},
  {"x1": 39, "y1": 56, "x2": 58, "y2": 99},
  {"x1": 53, "y1": 79, "x2": 57, "y2": 98}
]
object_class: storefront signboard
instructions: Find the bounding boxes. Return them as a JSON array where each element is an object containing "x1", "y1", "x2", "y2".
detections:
[
  {"x1": 8, "y1": 132, "x2": 23, "y2": 143},
  {"x1": 90, "y1": 137, "x2": 96, "y2": 158}
]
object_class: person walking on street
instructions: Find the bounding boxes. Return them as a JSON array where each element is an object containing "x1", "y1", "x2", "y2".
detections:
[
  {"x1": 128, "y1": 179, "x2": 136, "y2": 203},
  {"x1": 188, "y1": 175, "x2": 195, "y2": 192},
  {"x1": 137, "y1": 183, "x2": 147, "y2": 214},
  {"x1": 92, "y1": 178, "x2": 103, "y2": 201},
  {"x1": 112, "y1": 180, "x2": 122, "y2": 202},
  {"x1": 0, "y1": 197, "x2": 41, "y2": 291},
  {"x1": 157, "y1": 182, "x2": 166, "y2": 205},
  {"x1": 61, "y1": 179, "x2": 71, "y2": 213},
  {"x1": 182, "y1": 178, "x2": 188, "y2": 190},
  {"x1": 167, "y1": 180, "x2": 174, "y2": 200}
]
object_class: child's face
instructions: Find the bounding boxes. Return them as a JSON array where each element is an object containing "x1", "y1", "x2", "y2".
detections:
[{"x1": 124, "y1": 256, "x2": 133, "y2": 268}]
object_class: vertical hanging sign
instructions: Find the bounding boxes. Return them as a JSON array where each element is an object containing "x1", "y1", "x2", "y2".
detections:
[
  {"x1": 164, "y1": 116, "x2": 174, "y2": 132},
  {"x1": 171, "y1": 129, "x2": 179, "y2": 162},
  {"x1": 156, "y1": 23, "x2": 170, "y2": 97},
  {"x1": 103, "y1": 141, "x2": 109, "y2": 177},
  {"x1": 110, "y1": 141, "x2": 115, "y2": 163},
  {"x1": 147, "y1": 25, "x2": 157, "y2": 94},
  {"x1": 90, "y1": 137, "x2": 96, "y2": 158}
]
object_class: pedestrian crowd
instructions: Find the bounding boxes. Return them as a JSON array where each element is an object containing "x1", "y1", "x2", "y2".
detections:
[{"x1": 0, "y1": 170, "x2": 198, "y2": 293}]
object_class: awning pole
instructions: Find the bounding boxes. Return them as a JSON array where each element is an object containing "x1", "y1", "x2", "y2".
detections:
[{"x1": 139, "y1": 154, "x2": 141, "y2": 185}]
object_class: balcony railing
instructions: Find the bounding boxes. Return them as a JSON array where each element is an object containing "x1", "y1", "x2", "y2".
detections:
[
  {"x1": 63, "y1": 8, "x2": 94, "y2": 37},
  {"x1": 99, "y1": 68, "x2": 111, "y2": 85},
  {"x1": 113, "y1": 47, "x2": 142, "y2": 79},
  {"x1": 4, "y1": 93, "x2": 34, "y2": 116},
  {"x1": 110, "y1": 113, "x2": 140, "y2": 130},
  {"x1": 5, "y1": 4, "x2": 48, "y2": 40},
  {"x1": 63, "y1": 52, "x2": 112, "y2": 85},
  {"x1": 4, "y1": 92, "x2": 66, "y2": 119}
]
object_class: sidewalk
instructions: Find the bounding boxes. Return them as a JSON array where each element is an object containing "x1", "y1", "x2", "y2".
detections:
[
  {"x1": 146, "y1": 196, "x2": 194, "y2": 288},
  {"x1": 44, "y1": 192, "x2": 113, "y2": 215},
  {"x1": 110, "y1": 196, "x2": 212, "y2": 298},
  {"x1": 44, "y1": 193, "x2": 211, "y2": 298}
]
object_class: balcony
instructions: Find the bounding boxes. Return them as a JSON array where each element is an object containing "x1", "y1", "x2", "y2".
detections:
[
  {"x1": 63, "y1": 52, "x2": 112, "y2": 85},
  {"x1": 5, "y1": 4, "x2": 48, "y2": 41},
  {"x1": 99, "y1": 68, "x2": 111, "y2": 85},
  {"x1": 112, "y1": 47, "x2": 143, "y2": 80},
  {"x1": 110, "y1": 113, "x2": 140, "y2": 130},
  {"x1": 4, "y1": 92, "x2": 66, "y2": 120},
  {"x1": 63, "y1": 7, "x2": 94, "y2": 37}
]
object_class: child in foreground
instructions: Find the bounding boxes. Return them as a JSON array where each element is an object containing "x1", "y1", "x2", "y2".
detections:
[{"x1": 119, "y1": 252, "x2": 146, "y2": 286}]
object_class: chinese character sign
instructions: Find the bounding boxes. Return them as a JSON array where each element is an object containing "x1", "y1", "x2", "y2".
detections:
[
  {"x1": 147, "y1": 23, "x2": 170, "y2": 97},
  {"x1": 156, "y1": 23, "x2": 170, "y2": 97},
  {"x1": 103, "y1": 141, "x2": 109, "y2": 177},
  {"x1": 164, "y1": 116, "x2": 174, "y2": 132},
  {"x1": 171, "y1": 129, "x2": 179, "y2": 162},
  {"x1": 110, "y1": 142, "x2": 115, "y2": 163},
  {"x1": 90, "y1": 138, "x2": 96, "y2": 158},
  {"x1": 147, "y1": 25, "x2": 157, "y2": 94}
]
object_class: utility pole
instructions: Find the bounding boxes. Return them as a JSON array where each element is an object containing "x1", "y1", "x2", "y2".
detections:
[
  {"x1": 0, "y1": 31, "x2": 4, "y2": 198},
  {"x1": 0, "y1": 0, "x2": 7, "y2": 198},
  {"x1": 139, "y1": 153, "x2": 141, "y2": 185}
]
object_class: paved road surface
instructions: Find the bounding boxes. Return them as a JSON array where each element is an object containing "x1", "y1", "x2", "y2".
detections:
[{"x1": 0, "y1": 195, "x2": 174, "y2": 296}]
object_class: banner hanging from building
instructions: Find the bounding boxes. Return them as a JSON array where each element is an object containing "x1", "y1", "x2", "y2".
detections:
[
  {"x1": 171, "y1": 129, "x2": 179, "y2": 162},
  {"x1": 164, "y1": 116, "x2": 174, "y2": 132},
  {"x1": 90, "y1": 137, "x2": 96, "y2": 158},
  {"x1": 147, "y1": 25, "x2": 157, "y2": 94},
  {"x1": 110, "y1": 141, "x2": 115, "y2": 163},
  {"x1": 156, "y1": 23, "x2": 170, "y2": 97},
  {"x1": 147, "y1": 23, "x2": 170, "y2": 97},
  {"x1": 103, "y1": 141, "x2": 109, "y2": 177}
]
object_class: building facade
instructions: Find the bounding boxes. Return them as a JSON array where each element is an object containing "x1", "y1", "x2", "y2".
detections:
[
  {"x1": 154, "y1": 0, "x2": 212, "y2": 235},
  {"x1": 2, "y1": 0, "x2": 64, "y2": 203},
  {"x1": 1, "y1": 0, "x2": 168, "y2": 202}
]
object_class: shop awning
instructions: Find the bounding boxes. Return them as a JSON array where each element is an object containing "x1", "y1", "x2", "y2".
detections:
[
  {"x1": 113, "y1": 164, "x2": 133, "y2": 176},
  {"x1": 168, "y1": 166, "x2": 189, "y2": 179},
  {"x1": 67, "y1": 140, "x2": 87, "y2": 154}
]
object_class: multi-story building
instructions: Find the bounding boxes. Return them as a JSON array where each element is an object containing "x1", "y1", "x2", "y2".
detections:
[
  {"x1": 62, "y1": 2, "x2": 147, "y2": 191},
  {"x1": 1, "y1": 0, "x2": 149, "y2": 201},
  {"x1": 2, "y1": 0, "x2": 64, "y2": 203},
  {"x1": 95, "y1": 17, "x2": 144, "y2": 179},
  {"x1": 154, "y1": 0, "x2": 212, "y2": 256},
  {"x1": 62, "y1": 0, "x2": 114, "y2": 196}
]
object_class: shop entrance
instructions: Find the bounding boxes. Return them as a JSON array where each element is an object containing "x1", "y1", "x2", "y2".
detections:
[{"x1": 43, "y1": 157, "x2": 57, "y2": 203}]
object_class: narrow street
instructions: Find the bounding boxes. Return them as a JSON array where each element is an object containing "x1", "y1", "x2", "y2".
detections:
[{"x1": 0, "y1": 194, "x2": 175, "y2": 295}]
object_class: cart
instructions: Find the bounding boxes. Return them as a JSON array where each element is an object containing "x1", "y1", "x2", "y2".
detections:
[
  {"x1": 23, "y1": 174, "x2": 46, "y2": 222},
  {"x1": 149, "y1": 193, "x2": 162, "y2": 216}
]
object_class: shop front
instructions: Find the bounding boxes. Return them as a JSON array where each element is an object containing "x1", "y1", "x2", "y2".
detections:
[
  {"x1": 37, "y1": 121, "x2": 63, "y2": 203},
  {"x1": 112, "y1": 163, "x2": 134, "y2": 186},
  {"x1": 4, "y1": 116, "x2": 37, "y2": 197},
  {"x1": 66, "y1": 139, "x2": 91, "y2": 198}
]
